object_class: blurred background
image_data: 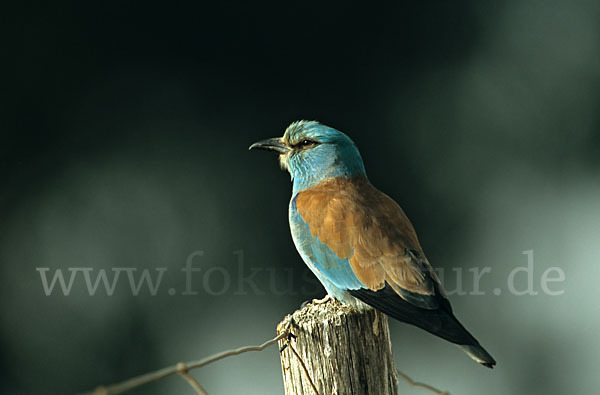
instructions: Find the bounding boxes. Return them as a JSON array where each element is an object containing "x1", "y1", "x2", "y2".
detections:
[{"x1": 2, "y1": 1, "x2": 600, "y2": 394}]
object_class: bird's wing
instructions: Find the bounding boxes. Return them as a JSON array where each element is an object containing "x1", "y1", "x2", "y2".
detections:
[
  {"x1": 293, "y1": 176, "x2": 444, "y2": 309},
  {"x1": 293, "y1": 177, "x2": 496, "y2": 366}
]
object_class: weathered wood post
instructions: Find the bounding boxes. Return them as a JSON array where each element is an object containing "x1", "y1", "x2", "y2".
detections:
[{"x1": 277, "y1": 299, "x2": 398, "y2": 395}]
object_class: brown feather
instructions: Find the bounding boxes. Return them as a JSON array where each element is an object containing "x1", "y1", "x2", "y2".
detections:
[{"x1": 296, "y1": 176, "x2": 440, "y2": 297}]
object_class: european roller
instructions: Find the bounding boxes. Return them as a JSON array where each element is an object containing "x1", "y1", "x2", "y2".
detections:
[{"x1": 250, "y1": 120, "x2": 496, "y2": 368}]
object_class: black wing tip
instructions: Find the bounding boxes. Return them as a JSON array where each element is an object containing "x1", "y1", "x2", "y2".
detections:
[
  {"x1": 459, "y1": 344, "x2": 497, "y2": 368},
  {"x1": 350, "y1": 285, "x2": 498, "y2": 368},
  {"x1": 481, "y1": 354, "x2": 497, "y2": 369},
  {"x1": 348, "y1": 285, "x2": 478, "y2": 345},
  {"x1": 480, "y1": 357, "x2": 496, "y2": 368}
]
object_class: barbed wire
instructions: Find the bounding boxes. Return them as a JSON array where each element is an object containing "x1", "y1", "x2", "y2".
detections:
[
  {"x1": 395, "y1": 370, "x2": 449, "y2": 395},
  {"x1": 82, "y1": 327, "x2": 448, "y2": 395},
  {"x1": 83, "y1": 331, "x2": 288, "y2": 394}
]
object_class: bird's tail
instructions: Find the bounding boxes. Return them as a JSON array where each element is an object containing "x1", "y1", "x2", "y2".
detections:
[
  {"x1": 349, "y1": 285, "x2": 497, "y2": 368},
  {"x1": 458, "y1": 344, "x2": 496, "y2": 368}
]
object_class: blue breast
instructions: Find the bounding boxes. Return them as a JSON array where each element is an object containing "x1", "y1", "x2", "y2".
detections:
[{"x1": 288, "y1": 194, "x2": 364, "y2": 294}]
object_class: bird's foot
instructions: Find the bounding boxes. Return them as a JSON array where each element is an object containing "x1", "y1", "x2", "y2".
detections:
[
  {"x1": 312, "y1": 294, "x2": 333, "y2": 305},
  {"x1": 300, "y1": 295, "x2": 332, "y2": 309}
]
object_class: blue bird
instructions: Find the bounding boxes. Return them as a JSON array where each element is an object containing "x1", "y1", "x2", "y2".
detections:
[{"x1": 250, "y1": 120, "x2": 496, "y2": 368}]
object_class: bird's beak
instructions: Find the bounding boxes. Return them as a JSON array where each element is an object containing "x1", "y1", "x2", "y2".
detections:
[{"x1": 248, "y1": 137, "x2": 291, "y2": 154}]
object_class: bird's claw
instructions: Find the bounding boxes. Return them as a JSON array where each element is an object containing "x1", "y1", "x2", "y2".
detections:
[{"x1": 312, "y1": 294, "x2": 333, "y2": 305}]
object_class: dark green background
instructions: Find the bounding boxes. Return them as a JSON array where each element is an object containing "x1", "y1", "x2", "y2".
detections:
[{"x1": 3, "y1": 1, "x2": 599, "y2": 394}]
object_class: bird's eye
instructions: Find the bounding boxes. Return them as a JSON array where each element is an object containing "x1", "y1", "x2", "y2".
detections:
[{"x1": 299, "y1": 139, "x2": 314, "y2": 147}]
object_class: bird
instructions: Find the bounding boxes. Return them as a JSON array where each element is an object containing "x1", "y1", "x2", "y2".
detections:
[{"x1": 249, "y1": 120, "x2": 496, "y2": 368}]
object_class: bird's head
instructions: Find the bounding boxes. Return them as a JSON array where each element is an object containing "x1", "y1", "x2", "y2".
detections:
[{"x1": 250, "y1": 120, "x2": 366, "y2": 192}]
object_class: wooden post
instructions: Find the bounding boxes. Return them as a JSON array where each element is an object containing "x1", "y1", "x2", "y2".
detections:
[{"x1": 277, "y1": 299, "x2": 398, "y2": 395}]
